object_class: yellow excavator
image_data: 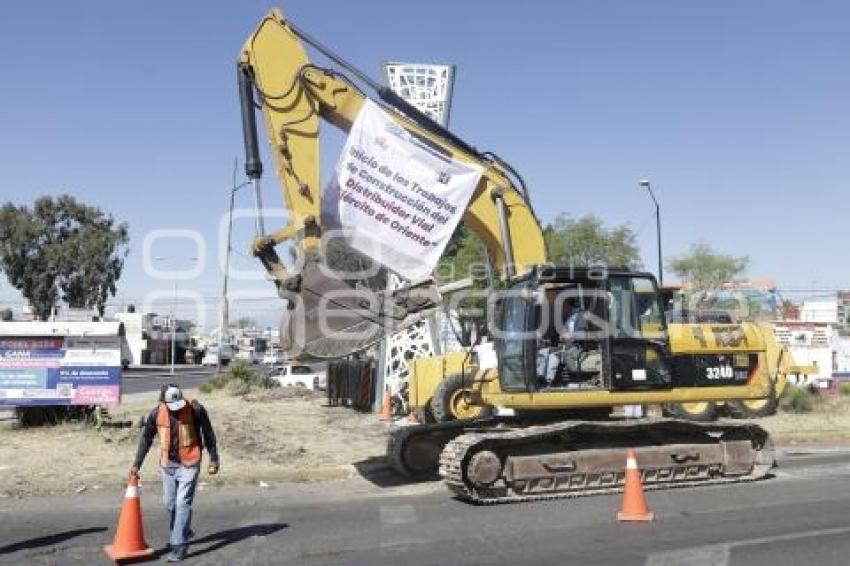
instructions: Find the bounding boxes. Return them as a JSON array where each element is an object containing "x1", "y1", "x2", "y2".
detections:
[{"x1": 236, "y1": 8, "x2": 797, "y2": 503}]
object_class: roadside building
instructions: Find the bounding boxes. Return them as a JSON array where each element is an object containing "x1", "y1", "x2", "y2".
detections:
[
  {"x1": 113, "y1": 311, "x2": 153, "y2": 366},
  {"x1": 836, "y1": 291, "x2": 850, "y2": 335},
  {"x1": 113, "y1": 310, "x2": 196, "y2": 366},
  {"x1": 800, "y1": 298, "x2": 838, "y2": 324},
  {"x1": 835, "y1": 335, "x2": 850, "y2": 373}
]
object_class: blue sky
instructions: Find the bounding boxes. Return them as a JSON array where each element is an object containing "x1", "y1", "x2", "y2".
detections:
[{"x1": 1, "y1": 1, "x2": 848, "y2": 326}]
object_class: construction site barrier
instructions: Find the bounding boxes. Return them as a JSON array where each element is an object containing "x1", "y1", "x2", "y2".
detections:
[{"x1": 327, "y1": 360, "x2": 376, "y2": 411}]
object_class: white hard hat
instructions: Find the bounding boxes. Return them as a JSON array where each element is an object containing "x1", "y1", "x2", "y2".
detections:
[{"x1": 163, "y1": 386, "x2": 186, "y2": 411}]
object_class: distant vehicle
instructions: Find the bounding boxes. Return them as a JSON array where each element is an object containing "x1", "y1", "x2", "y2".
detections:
[
  {"x1": 202, "y1": 344, "x2": 235, "y2": 366},
  {"x1": 262, "y1": 348, "x2": 286, "y2": 365},
  {"x1": 270, "y1": 364, "x2": 326, "y2": 390},
  {"x1": 235, "y1": 336, "x2": 268, "y2": 365}
]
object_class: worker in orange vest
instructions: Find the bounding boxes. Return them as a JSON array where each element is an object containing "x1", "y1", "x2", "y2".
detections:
[{"x1": 130, "y1": 384, "x2": 219, "y2": 562}]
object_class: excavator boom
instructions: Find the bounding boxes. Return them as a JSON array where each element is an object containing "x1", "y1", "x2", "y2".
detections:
[{"x1": 237, "y1": 9, "x2": 545, "y2": 359}]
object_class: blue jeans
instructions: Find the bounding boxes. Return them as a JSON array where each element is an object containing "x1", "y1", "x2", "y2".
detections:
[{"x1": 161, "y1": 464, "x2": 199, "y2": 547}]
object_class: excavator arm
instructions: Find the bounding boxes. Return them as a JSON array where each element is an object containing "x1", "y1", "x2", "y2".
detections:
[{"x1": 237, "y1": 8, "x2": 546, "y2": 358}]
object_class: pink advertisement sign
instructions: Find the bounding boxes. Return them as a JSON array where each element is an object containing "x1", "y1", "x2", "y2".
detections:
[{"x1": 72, "y1": 385, "x2": 121, "y2": 405}]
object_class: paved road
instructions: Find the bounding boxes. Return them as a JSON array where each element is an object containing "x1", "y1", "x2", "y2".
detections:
[
  {"x1": 121, "y1": 368, "x2": 215, "y2": 395},
  {"x1": 3, "y1": 447, "x2": 850, "y2": 565}
]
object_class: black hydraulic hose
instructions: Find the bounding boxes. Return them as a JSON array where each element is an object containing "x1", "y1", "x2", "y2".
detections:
[
  {"x1": 482, "y1": 151, "x2": 550, "y2": 261},
  {"x1": 377, "y1": 86, "x2": 480, "y2": 158},
  {"x1": 287, "y1": 21, "x2": 383, "y2": 93}
]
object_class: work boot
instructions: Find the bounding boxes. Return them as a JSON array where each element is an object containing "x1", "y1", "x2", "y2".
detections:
[{"x1": 165, "y1": 544, "x2": 187, "y2": 562}]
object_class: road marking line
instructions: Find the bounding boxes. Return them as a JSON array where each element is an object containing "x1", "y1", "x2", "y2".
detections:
[
  {"x1": 645, "y1": 525, "x2": 850, "y2": 566},
  {"x1": 645, "y1": 545, "x2": 729, "y2": 566}
]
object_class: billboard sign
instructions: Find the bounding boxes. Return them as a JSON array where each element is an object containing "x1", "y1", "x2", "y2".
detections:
[{"x1": 0, "y1": 335, "x2": 121, "y2": 406}]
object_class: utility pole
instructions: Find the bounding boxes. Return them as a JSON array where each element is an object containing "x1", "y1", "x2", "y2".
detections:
[{"x1": 640, "y1": 180, "x2": 663, "y2": 285}]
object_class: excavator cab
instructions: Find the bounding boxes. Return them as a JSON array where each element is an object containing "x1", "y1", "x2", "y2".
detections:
[
  {"x1": 396, "y1": 265, "x2": 777, "y2": 491},
  {"x1": 494, "y1": 267, "x2": 672, "y2": 394}
]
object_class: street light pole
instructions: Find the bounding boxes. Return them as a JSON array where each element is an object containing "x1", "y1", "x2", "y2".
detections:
[
  {"x1": 170, "y1": 279, "x2": 177, "y2": 375},
  {"x1": 218, "y1": 159, "x2": 252, "y2": 374},
  {"x1": 640, "y1": 180, "x2": 663, "y2": 285}
]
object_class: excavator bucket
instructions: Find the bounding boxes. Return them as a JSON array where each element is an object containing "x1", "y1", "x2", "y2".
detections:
[{"x1": 279, "y1": 256, "x2": 441, "y2": 359}]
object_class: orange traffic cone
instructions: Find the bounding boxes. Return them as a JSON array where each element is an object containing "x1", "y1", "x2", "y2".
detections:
[
  {"x1": 104, "y1": 474, "x2": 154, "y2": 562},
  {"x1": 379, "y1": 385, "x2": 393, "y2": 421},
  {"x1": 617, "y1": 449, "x2": 654, "y2": 522}
]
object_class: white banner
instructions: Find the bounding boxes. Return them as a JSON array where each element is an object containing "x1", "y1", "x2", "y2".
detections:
[{"x1": 325, "y1": 100, "x2": 483, "y2": 281}]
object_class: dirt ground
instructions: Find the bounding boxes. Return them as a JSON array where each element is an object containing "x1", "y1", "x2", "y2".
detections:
[
  {"x1": 759, "y1": 395, "x2": 850, "y2": 444},
  {"x1": 2, "y1": 389, "x2": 850, "y2": 498},
  {"x1": 0, "y1": 388, "x2": 389, "y2": 498}
]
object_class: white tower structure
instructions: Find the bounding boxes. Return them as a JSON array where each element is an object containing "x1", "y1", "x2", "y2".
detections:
[
  {"x1": 377, "y1": 62, "x2": 457, "y2": 411},
  {"x1": 383, "y1": 62, "x2": 456, "y2": 127}
]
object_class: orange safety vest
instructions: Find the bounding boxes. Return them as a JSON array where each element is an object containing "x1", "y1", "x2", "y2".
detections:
[{"x1": 156, "y1": 400, "x2": 202, "y2": 468}]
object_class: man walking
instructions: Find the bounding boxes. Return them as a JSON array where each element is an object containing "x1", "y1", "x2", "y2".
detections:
[{"x1": 130, "y1": 384, "x2": 220, "y2": 562}]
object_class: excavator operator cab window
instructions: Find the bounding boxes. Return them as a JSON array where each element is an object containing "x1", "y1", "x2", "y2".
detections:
[
  {"x1": 534, "y1": 281, "x2": 608, "y2": 391},
  {"x1": 609, "y1": 276, "x2": 667, "y2": 340},
  {"x1": 633, "y1": 278, "x2": 666, "y2": 340},
  {"x1": 494, "y1": 285, "x2": 537, "y2": 392}
]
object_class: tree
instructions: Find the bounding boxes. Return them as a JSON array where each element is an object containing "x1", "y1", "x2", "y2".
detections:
[
  {"x1": 544, "y1": 214, "x2": 641, "y2": 269},
  {"x1": 435, "y1": 224, "x2": 489, "y2": 284},
  {"x1": 0, "y1": 196, "x2": 129, "y2": 319},
  {"x1": 667, "y1": 243, "x2": 748, "y2": 293}
]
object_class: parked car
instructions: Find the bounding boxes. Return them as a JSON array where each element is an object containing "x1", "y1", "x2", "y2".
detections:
[{"x1": 269, "y1": 364, "x2": 326, "y2": 390}]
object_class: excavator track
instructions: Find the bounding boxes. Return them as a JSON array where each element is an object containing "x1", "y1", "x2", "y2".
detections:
[
  {"x1": 437, "y1": 418, "x2": 774, "y2": 505},
  {"x1": 387, "y1": 418, "x2": 503, "y2": 479}
]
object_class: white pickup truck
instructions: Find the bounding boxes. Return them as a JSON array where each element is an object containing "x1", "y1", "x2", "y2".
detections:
[{"x1": 269, "y1": 364, "x2": 326, "y2": 390}]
